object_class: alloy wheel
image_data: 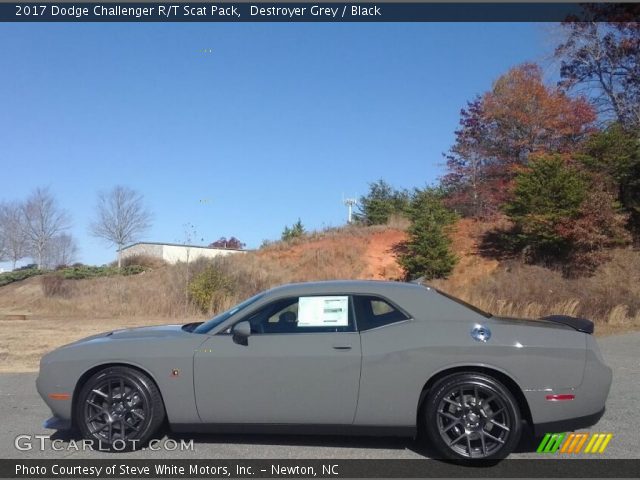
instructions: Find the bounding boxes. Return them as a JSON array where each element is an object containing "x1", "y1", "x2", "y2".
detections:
[
  {"x1": 435, "y1": 382, "x2": 511, "y2": 458},
  {"x1": 83, "y1": 377, "x2": 149, "y2": 444}
]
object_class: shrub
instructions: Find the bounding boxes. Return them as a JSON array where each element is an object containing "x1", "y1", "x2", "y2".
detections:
[
  {"x1": 41, "y1": 275, "x2": 70, "y2": 297},
  {"x1": 121, "y1": 254, "x2": 166, "y2": 269},
  {"x1": 188, "y1": 265, "x2": 235, "y2": 314},
  {"x1": 0, "y1": 268, "x2": 44, "y2": 287},
  {"x1": 60, "y1": 265, "x2": 145, "y2": 279}
]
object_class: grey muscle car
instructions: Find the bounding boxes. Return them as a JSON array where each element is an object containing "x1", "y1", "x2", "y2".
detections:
[{"x1": 37, "y1": 280, "x2": 612, "y2": 459}]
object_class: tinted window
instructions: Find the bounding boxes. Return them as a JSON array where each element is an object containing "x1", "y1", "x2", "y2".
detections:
[
  {"x1": 354, "y1": 295, "x2": 409, "y2": 331},
  {"x1": 244, "y1": 296, "x2": 355, "y2": 334}
]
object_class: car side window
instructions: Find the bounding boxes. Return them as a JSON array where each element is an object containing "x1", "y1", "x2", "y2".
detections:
[
  {"x1": 245, "y1": 295, "x2": 355, "y2": 334},
  {"x1": 244, "y1": 296, "x2": 355, "y2": 334},
  {"x1": 354, "y1": 295, "x2": 410, "y2": 331}
]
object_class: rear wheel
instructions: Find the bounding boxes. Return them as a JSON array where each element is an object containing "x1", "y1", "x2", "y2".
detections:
[
  {"x1": 423, "y1": 373, "x2": 521, "y2": 460},
  {"x1": 75, "y1": 366, "x2": 165, "y2": 451}
]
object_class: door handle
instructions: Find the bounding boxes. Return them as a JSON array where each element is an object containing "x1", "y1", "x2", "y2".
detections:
[{"x1": 332, "y1": 344, "x2": 352, "y2": 350}]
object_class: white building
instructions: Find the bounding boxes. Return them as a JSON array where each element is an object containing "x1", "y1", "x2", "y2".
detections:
[{"x1": 120, "y1": 242, "x2": 245, "y2": 265}]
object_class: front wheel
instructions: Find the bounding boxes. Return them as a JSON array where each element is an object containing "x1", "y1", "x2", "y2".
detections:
[
  {"x1": 75, "y1": 366, "x2": 165, "y2": 451},
  {"x1": 423, "y1": 373, "x2": 521, "y2": 460}
]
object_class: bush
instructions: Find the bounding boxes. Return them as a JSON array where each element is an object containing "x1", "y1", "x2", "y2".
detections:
[
  {"x1": 60, "y1": 265, "x2": 145, "y2": 279},
  {"x1": 41, "y1": 275, "x2": 70, "y2": 297},
  {"x1": 0, "y1": 268, "x2": 44, "y2": 287},
  {"x1": 121, "y1": 254, "x2": 166, "y2": 269},
  {"x1": 188, "y1": 265, "x2": 235, "y2": 314}
]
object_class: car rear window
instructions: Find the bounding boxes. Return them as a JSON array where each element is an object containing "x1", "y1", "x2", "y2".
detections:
[{"x1": 354, "y1": 295, "x2": 410, "y2": 331}]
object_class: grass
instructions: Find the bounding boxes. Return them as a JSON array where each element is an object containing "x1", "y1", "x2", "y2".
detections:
[
  {"x1": 0, "y1": 316, "x2": 201, "y2": 373},
  {"x1": 431, "y1": 248, "x2": 640, "y2": 333}
]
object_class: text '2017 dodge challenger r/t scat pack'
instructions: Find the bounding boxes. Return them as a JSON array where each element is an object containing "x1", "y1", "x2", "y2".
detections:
[{"x1": 37, "y1": 280, "x2": 612, "y2": 460}]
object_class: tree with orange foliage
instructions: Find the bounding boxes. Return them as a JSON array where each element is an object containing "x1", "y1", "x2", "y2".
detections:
[{"x1": 443, "y1": 63, "x2": 596, "y2": 218}]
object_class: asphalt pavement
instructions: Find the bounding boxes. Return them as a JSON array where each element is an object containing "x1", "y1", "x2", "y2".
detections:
[{"x1": 1, "y1": 332, "x2": 638, "y2": 460}]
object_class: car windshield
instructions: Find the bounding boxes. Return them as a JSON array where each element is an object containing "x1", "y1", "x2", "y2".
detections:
[{"x1": 193, "y1": 292, "x2": 267, "y2": 334}]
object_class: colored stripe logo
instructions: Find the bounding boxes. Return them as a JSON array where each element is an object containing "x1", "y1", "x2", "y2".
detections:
[{"x1": 537, "y1": 433, "x2": 612, "y2": 454}]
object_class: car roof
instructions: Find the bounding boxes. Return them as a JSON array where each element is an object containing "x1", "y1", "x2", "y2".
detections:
[{"x1": 264, "y1": 279, "x2": 429, "y2": 297}]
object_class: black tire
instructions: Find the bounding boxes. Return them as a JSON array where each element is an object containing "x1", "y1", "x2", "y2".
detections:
[
  {"x1": 423, "y1": 373, "x2": 521, "y2": 460},
  {"x1": 75, "y1": 366, "x2": 165, "y2": 451}
]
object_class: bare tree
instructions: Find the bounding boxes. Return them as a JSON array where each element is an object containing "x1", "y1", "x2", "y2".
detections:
[
  {"x1": 22, "y1": 188, "x2": 71, "y2": 269},
  {"x1": 90, "y1": 186, "x2": 152, "y2": 268},
  {"x1": 0, "y1": 227, "x2": 6, "y2": 263},
  {"x1": 0, "y1": 202, "x2": 28, "y2": 270},
  {"x1": 556, "y1": 19, "x2": 640, "y2": 128},
  {"x1": 44, "y1": 233, "x2": 78, "y2": 268}
]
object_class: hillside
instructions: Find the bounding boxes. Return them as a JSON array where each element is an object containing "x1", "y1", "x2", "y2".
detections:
[{"x1": 1, "y1": 220, "x2": 639, "y2": 371}]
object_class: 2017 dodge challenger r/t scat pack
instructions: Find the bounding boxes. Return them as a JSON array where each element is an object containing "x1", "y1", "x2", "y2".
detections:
[{"x1": 37, "y1": 280, "x2": 612, "y2": 459}]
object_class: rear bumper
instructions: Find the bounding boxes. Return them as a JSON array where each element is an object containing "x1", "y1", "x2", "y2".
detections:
[
  {"x1": 524, "y1": 342, "x2": 612, "y2": 428},
  {"x1": 532, "y1": 407, "x2": 605, "y2": 436}
]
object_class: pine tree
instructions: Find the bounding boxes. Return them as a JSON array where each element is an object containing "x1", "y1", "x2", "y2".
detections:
[
  {"x1": 398, "y1": 189, "x2": 458, "y2": 280},
  {"x1": 505, "y1": 155, "x2": 587, "y2": 255}
]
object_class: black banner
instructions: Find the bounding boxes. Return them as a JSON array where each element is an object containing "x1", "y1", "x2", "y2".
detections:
[
  {"x1": 2, "y1": 2, "x2": 640, "y2": 22},
  {"x1": 2, "y1": 459, "x2": 640, "y2": 478}
]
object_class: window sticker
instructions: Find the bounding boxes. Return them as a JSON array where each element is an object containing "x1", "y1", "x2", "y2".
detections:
[{"x1": 298, "y1": 296, "x2": 348, "y2": 327}]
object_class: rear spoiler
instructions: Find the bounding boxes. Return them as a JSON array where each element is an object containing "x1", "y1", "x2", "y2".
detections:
[{"x1": 540, "y1": 315, "x2": 594, "y2": 334}]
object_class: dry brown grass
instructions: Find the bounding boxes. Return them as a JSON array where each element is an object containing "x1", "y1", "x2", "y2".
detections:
[
  {"x1": 432, "y1": 248, "x2": 640, "y2": 332},
  {"x1": 0, "y1": 316, "x2": 203, "y2": 373}
]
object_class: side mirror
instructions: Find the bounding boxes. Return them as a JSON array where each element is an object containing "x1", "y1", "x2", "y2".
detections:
[{"x1": 232, "y1": 321, "x2": 251, "y2": 346}]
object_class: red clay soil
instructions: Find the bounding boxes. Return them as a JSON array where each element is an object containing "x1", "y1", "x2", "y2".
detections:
[
  {"x1": 443, "y1": 218, "x2": 499, "y2": 288},
  {"x1": 255, "y1": 220, "x2": 498, "y2": 285},
  {"x1": 363, "y1": 229, "x2": 406, "y2": 280}
]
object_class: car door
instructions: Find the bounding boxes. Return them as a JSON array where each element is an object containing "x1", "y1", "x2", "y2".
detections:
[{"x1": 193, "y1": 294, "x2": 362, "y2": 424}]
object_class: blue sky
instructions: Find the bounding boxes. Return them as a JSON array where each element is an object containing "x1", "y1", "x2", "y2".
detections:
[{"x1": 1, "y1": 22, "x2": 554, "y2": 266}]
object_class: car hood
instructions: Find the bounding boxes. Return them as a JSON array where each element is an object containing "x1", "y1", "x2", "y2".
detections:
[
  {"x1": 67, "y1": 324, "x2": 190, "y2": 346},
  {"x1": 109, "y1": 324, "x2": 189, "y2": 339}
]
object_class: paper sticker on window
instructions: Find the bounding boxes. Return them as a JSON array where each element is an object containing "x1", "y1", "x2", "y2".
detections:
[{"x1": 298, "y1": 296, "x2": 348, "y2": 327}]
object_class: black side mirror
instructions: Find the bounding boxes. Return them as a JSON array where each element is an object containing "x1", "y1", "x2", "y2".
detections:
[{"x1": 232, "y1": 321, "x2": 251, "y2": 346}]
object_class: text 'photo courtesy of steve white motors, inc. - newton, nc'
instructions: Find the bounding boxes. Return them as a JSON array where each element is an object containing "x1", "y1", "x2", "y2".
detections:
[
  {"x1": 17, "y1": 4, "x2": 381, "y2": 19},
  {"x1": 14, "y1": 462, "x2": 338, "y2": 477}
]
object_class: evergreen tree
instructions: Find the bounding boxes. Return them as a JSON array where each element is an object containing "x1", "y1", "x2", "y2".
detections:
[
  {"x1": 354, "y1": 180, "x2": 410, "y2": 225},
  {"x1": 398, "y1": 189, "x2": 458, "y2": 280},
  {"x1": 281, "y1": 219, "x2": 305, "y2": 242},
  {"x1": 505, "y1": 156, "x2": 587, "y2": 256}
]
